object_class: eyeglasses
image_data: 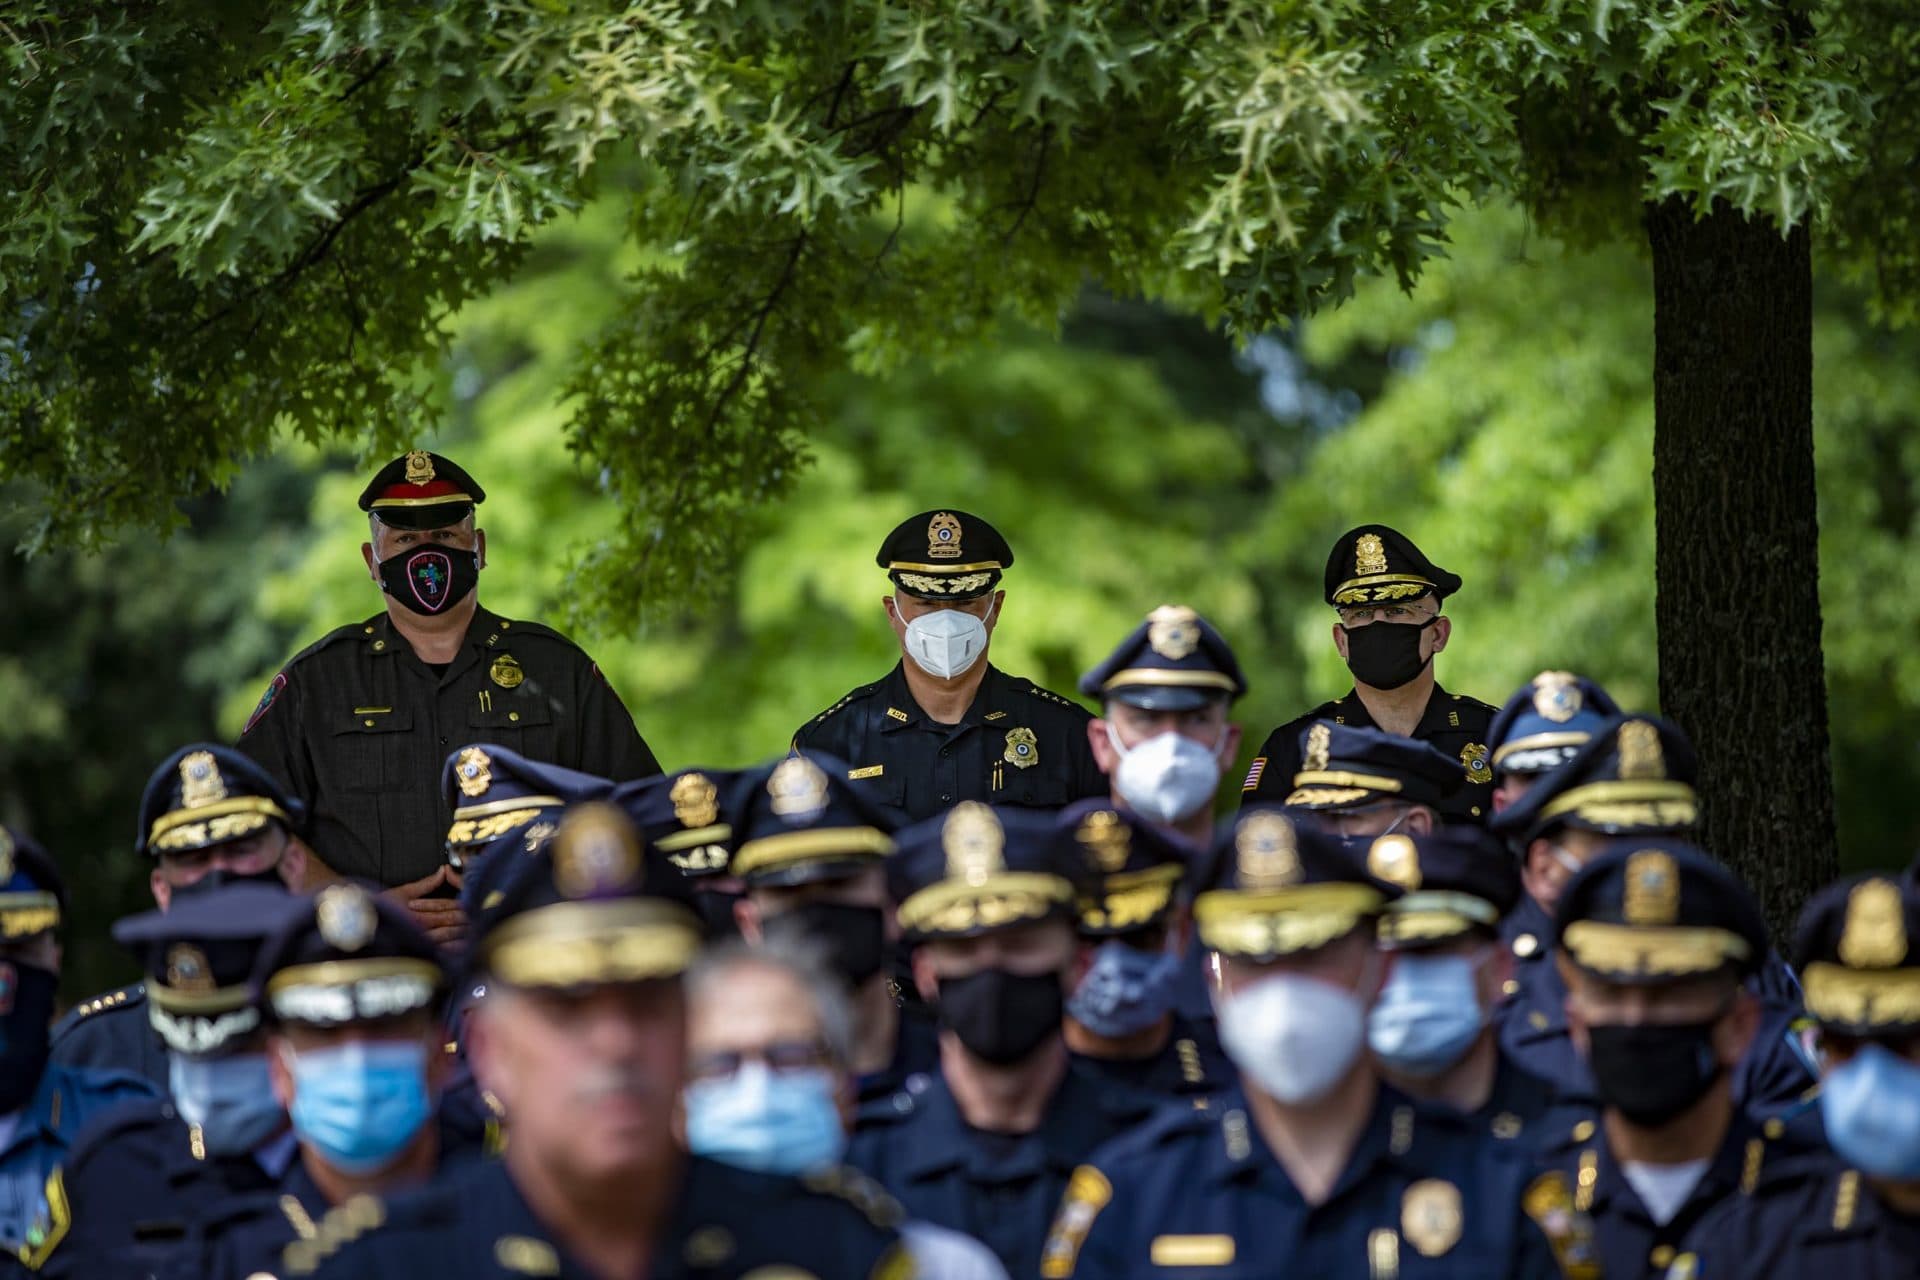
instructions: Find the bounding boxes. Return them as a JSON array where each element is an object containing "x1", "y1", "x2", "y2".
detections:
[
  {"x1": 1336, "y1": 605, "x2": 1436, "y2": 627},
  {"x1": 687, "y1": 1039, "x2": 834, "y2": 1084}
]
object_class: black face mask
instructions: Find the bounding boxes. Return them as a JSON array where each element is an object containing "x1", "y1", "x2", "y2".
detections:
[
  {"x1": 936, "y1": 968, "x2": 1064, "y2": 1066},
  {"x1": 172, "y1": 866, "x2": 285, "y2": 900},
  {"x1": 378, "y1": 547, "x2": 480, "y2": 616},
  {"x1": 1341, "y1": 618, "x2": 1435, "y2": 691},
  {"x1": 0, "y1": 963, "x2": 56, "y2": 1112},
  {"x1": 1585, "y1": 1018, "x2": 1724, "y2": 1126},
  {"x1": 764, "y1": 901, "x2": 887, "y2": 989}
]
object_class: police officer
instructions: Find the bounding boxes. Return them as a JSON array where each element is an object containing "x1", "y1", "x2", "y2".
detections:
[
  {"x1": 1282, "y1": 721, "x2": 1461, "y2": 838},
  {"x1": 1485, "y1": 671, "x2": 1620, "y2": 816},
  {"x1": 709, "y1": 755, "x2": 937, "y2": 1110},
  {"x1": 1361, "y1": 829, "x2": 1563, "y2": 1147},
  {"x1": 31, "y1": 880, "x2": 295, "y2": 1278},
  {"x1": 792, "y1": 509, "x2": 1103, "y2": 825},
  {"x1": 298, "y1": 802, "x2": 911, "y2": 1278},
  {"x1": 848, "y1": 801, "x2": 1140, "y2": 1278},
  {"x1": 1526, "y1": 840, "x2": 1805, "y2": 1279},
  {"x1": 1039, "y1": 808, "x2": 1558, "y2": 1278},
  {"x1": 50, "y1": 743, "x2": 311, "y2": 1090},
  {"x1": 0, "y1": 828, "x2": 152, "y2": 1257},
  {"x1": 1242, "y1": 525, "x2": 1496, "y2": 824},
  {"x1": 614, "y1": 765, "x2": 746, "y2": 938},
  {"x1": 1685, "y1": 873, "x2": 1920, "y2": 1275},
  {"x1": 1059, "y1": 801, "x2": 1228, "y2": 1103},
  {"x1": 239, "y1": 450, "x2": 661, "y2": 934},
  {"x1": 200, "y1": 882, "x2": 480, "y2": 1278}
]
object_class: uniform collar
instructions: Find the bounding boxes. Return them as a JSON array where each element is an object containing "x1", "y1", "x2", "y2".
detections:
[
  {"x1": 1333, "y1": 684, "x2": 1457, "y2": 736},
  {"x1": 1205, "y1": 1080, "x2": 1416, "y2": 1202},
  {"x1": 878, "y1": 662, "x2": 1008, "y2": 733},
  {"x1": 899, "y1": 1059, "x2": 1115, "y2": 1183},
  {"x1": 365, "y1": 607, "x2": 509, "y2": 678},
  {"x1": 1590, "y1": 1109, "x2": 1759, "y2": 1223}
]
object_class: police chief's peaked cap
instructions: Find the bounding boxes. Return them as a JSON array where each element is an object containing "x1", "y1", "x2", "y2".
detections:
[
  {"x1": 0, "y1": 826, "x2": 64, "y2": 939},
  {"x1": 1077, "y1": 604, "x2": 1246, "y2": 712},
  {"x1": 724, "y1": 755, "x2": 894, "y2": 890},
  {"x1": 254, "y1": 882, "x2": 447, "y2": 1027},
  {"x1": 1794, "y1": 874, "x2": 1920, "y2": 1037},
  {"x1": 614, "y1": 767, "x2": 748, "y2": 881},
  {"x1": 442, "y1": 744, "x2": 612, "y2": 870},
  {"x1": 1284, "y1": 721, "x2": 1461, "y2": 812},
  {"x1": 1553, "y1": 839, "x2": 1765, "y2": 985},
  {"x1": 358, "y1": 450, "x2": 487, "y2": 530},
  {"x1": 1488, "y1": 671, "x2": 1623, "y2": 777},
  {"x1": 1053, "y1": 799, "x2": 1192, "y2": 937},
  {"x1": 113, "y1": 881, "x2": 297, "y2": 1054},
  {"x1": 1488, "y1": 714, "x2": 1697, "y2": 844},
  {"x1": 889, "y1": 802, "x2": 1084, "y2": 942},
  {"x1": 877, "y1": 509, "x2": 1013, "y2": 602},
  {"x1": 1323, "y1": 524, "x2": 1462, "y2": 609},
  {"x1": 1367, "y1": 828, "x2": 1520, "y2": 949},
  {"x1": 1192, "y1": 807, "x2": 1399, "y2": 959},
  {"x1": 137, "y1": 743, "x2": 305, "y2": 861}
]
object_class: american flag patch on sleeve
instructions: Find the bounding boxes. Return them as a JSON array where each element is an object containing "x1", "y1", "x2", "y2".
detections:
[{"x1": 1242, "y1": 758, "x2": 1266, "y2": 792}]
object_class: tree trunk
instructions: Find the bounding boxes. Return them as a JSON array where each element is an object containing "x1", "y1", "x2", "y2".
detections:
[{"x1": 1646, "y1": 198, "x2": 1835, "y2": 945}]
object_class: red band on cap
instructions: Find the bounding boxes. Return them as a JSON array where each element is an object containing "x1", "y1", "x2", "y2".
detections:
[{"x1": 374, "y1": 479, "x2": 468, "y2": 503}]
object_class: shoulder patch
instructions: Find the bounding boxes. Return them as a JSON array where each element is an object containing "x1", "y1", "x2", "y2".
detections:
[
  {"x1": 283, "y1": 1192, "x2": 387, "y2": 1275},
  {"x1": 1522, "y1": 1170, "x2": 1599, "y2": 1277},
  {"x1": 1040, "y1": 1165, "x2": 1112, "y2": 1278},
  {"x1": 243, "y1": 671, "x2": 289, "y2": 734},
  {"x1": 799, "y1": 1165, "x2": 906, "y2": 1230},
  {"x1": 21, "y1": 1167, "x2": 69, "y2": 1268}
]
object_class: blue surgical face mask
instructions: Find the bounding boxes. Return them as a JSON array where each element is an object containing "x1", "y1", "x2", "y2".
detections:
[
  {"x1": 684, "y1": 1061, "x2": 844, "y2": 1176},
  {"x1": 285, "y1": 1039, "x2": 435, "y2": 1175},
  {"x1": 1821, "y1": 1042, "x2": 1920, "y2": 1179},
  {"x1": 1366, "y1": 951, "x2": 1489, "y2": 1077},
  {"x1": 169, "y1": 1051, "x2": 286, "y2": 1156},
  {"x1": 1067, "y1": 939, "x2": 1182, "y2": 1039}
]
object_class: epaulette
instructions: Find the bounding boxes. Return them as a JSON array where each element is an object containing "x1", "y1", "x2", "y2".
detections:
[
  {"x1": 53, "y1": 984, "x2": 144, "y2": 1036},
  {"x1": 801, "y1": 679, "x2": 886, "y2": 731},
  {"x1": 799, "y1": 1165, "x2": 907, "y2": 1231},
  {"x1": 1448, "y1": 692, "x2": 1500, "y2": 716},
  {"x1": 1011, "y1": 678, "x2": 1090, "y2": 713},
  {"x1": 474, "y1": 614, "x2": 574, "y2": 650},
  {"x1": 281, "y1": 1192, "x2": 391, "y2": 1275},
  {"x1": 281, "y1": 619, "x2": 380, "y2": 668}
]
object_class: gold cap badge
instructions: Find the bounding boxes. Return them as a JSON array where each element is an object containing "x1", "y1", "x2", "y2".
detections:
[
  {"x1": 1355, "y1": 533, "x2": 1389, "y2": 577},
  {"x1": 1531, "y1": 671, "x2": 1582, "y2": 723},
  {"x1": 926, "y1": 512, "x2": 964, "y2": 560},
  {"x1": 671, "y1": 773, "x2": 719, "y2": 829},
  {"x1": 1623, "y1": 849, "x2": 1680, "y2": 926},
  {"x1": 1146, "y1": 605, "x2": 1201, "y2": 661},
  {"x1": 943, "y1": 802, "x2": 1004, "y2": 885},
  {"x1": 551, "y1": 803, "x2": 641, "y2": 899},
  {"x1": 1368, "y1": 834, "x2": 1421, "y2": 891},
  {"x1": 1617, "y1": 720, "x2": 1665, "y2": 781},
  {"x1": 1838, "y1": 878, "x2": 1907, "y2": 969},
  {"x1": 316, "y1": 884, "x2": 379, "y2": 953},
  {"x1": 179, "y1": 751, "x2": 229, "y2": 810},
  {"x1": 1304, "y1": 723, "x2": 1332, "y2": 773},
  {"x1": 455, "y1": 747, "x2": 493, "y2": 799},
  {"x1": 1236, "y1": 812, "x2": 1301, "y2": 889},
  {"x1": 768, "y1": 756, "x2": 829, "y2": 820},
  {"x1": 165, "y1": 943, "x2": 215, "y2": 994},
  {"x1": 404, "y1": 450, "x2": 435, "y2": 485},
  {"x1": 1077, "y1": 810, "x2": 1131, "y2": 874}
]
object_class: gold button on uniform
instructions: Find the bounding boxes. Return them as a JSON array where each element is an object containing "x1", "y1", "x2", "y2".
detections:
[
  {"x1": 1650, "y1": 1245, "x2": 1675, "y2": 1268},
  {"x1": 1512, "y1": 933, "x2": 1539, "y2": 958}
]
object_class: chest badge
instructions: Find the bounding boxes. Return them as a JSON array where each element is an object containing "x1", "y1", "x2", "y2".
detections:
[
  {"x1": 489, "y1": 654, "x2": 524, "y2": 689},
  {"x1": 1004, "y1": 726, "x2": 1039, "y2": 769},
  {"x1": 1460, "y1": 742, "x2": 1492, "y2": 785},
  {"x1": 1402, "y1": 1179, "x2": 1462, "y2": 1257}
]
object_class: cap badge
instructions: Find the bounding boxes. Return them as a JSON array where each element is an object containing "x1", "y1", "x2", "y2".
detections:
[
  {"x1": 179, "y1": 750, "x2": 229, "y2": 810},
  {"x1": 943, "y1": 801, "x2": 1004, "y2": 886},
  {"x1": 0, "y1": 829, "x2": 13, "y2": 884},
  {"x1": 1147, "y1": 605, "x2": 1201, "y2": 660},
  {"x1": 316, "y1": 884, "x2": 379, "y2": 953},
  {"x1": 1617, "y1": 720, "x2": 1665, "y2": 781},
  {"x1": 671, "y1": 773, "x2": 719, "y2": 828},
  {"x1": 489, "y1": 655, "x2": 524, "y2": 689},
  {"x1": 1355, "y1": 533, "x2": 1389, "y2": 577},
  {"x1": 1236, "y1": 811, "x2": 1301, "y2": 889},
  {"x1": 926, "y1": 512, "x2": 964, "y2": 560},
  {"x1": 522, "y1": 821, "x2": 558, "y2": 854},
  {"x1": 768, "y1": 756, "x2": 829, "y2": 821},
  {"x1": 552, "y1": 803, "x2": 640, "y2": 899},
  {"x1": 1838, "y1": 878, "x2": 1907, "y2": 969},
  {"x1": 1460, "y1": 743, "x2": 1492, "y2": 785},
  {"x1": 404, "y1": 450, "x2": 435, "y2": 485},
  {"x1": 1077, "y1": 810, "x2": 1131, "y2": 874},
  {"x1": 1003, "y1": 727, "x2": 1038, "y2": 770},
  {"x1": 1623, "y1": 849, "x2": 1680, "y2": 926},
  {"x1": 455, "y1": 747, "x2": 493, "y2": 799},
  {"x1": 1532, "y1": 671, "x2": 1582, "y2": 723},
  {"x1": 1304, "y1": 723, "x2": 1332, "y2": 773},
  {"x1": 165, "y1": 943, "x2": 215, "y2": 994},
  {"x1": 1368, "y1": 834, "x2": 1421, "y2": 891},
  {"x1": 1402, "y1": 1179, "x2": 1462, "y2": 1258}
]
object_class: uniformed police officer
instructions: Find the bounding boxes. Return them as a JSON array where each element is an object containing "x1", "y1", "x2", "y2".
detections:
[
  {"x1": 50, "y1": 742, "x2": 311, "y2": 1091},
  {"x1": 848, "y1": 801, "x2": 1141, "y2": 1278},
  {"x1": 1058, "y1": 800, "x2": 1229, "y2": 1103},
  {"x1": 0, "y1": 828, "x2": 152, "y2": 1258},
  {"x1": 298, "y1": 802, "x2": 911, "y2": 1278},
  {"x1": 1525, "y1": 840, "x2": 1803, "y2": 1278},
  {"x1": 1283, "y1": 721, "x2": 1462, "y2": 838},
  {"x1": 239, "y1": 450, "x2": 661, "y2": 940},
  {"x1": 710, "y1": 755, "x2": 937, "y2": 1110},
  {"x1": 1242, "y1": 525, "x2": 1496, "y2": 824},
  {"x1": 1361, "y1": 828, "x2": 1563, "y2": 1147},
  {"x1": 1684, "y1": 873, "x2": 1920, "y2": 1275},
  {"x1": 200, "y1": 882, "x2": 482, "y2": 1278},
  {"x1": 1040, "y1": 807, "x2": 1559, "y2": 1278},
  {"x1": 615, "y1": 765, "x2": 746, "y2": 938},
  {"x1": 1485, "y1": 671, "x2": 1620, "y2": 816},
  {"x1": 792, "y1": 509, "x2": 1104, "y2": 825},
  {"x1": 31, "y1": 880, "x2": 295, "y2": 1278}
]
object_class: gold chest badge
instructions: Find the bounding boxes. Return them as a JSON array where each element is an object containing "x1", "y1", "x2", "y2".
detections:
[
  {"x1": 1460, "y1": 742, "x2": 1492, "y2": 784},
  {"x1": 1401, "y1": 1179, "x2": 1462, "y2": 1257},
  {"x1": 1004, "y1": 726, "x2": 1039, "y2": 770},
  {"x1": 489, "y1": 654, "x2": 524, "y2": 689}
]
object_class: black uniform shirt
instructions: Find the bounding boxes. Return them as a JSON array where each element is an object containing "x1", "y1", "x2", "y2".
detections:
[
  {"x1": 239, "y1": 608, "x2": 661, "y2": 885},
  {"x1": 1242, "y1": 684, "x2": 1497, "y2": 824},
  {"x1": 792, "y1": 662, "x2": 1106, "y2": 826}
]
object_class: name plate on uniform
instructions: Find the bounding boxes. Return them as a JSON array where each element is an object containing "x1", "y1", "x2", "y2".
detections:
[
  {"x1": 1149, "y1": 1235, "x2": 1235, "y2": 1267},
  {"x1": 848, "y1": 765, "x2": 885, "y2": 780}
]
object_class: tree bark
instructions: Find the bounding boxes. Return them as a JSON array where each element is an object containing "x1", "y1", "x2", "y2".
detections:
[{"x1": 1646, "y1": 198, "x2": 1835, "y2": 944}]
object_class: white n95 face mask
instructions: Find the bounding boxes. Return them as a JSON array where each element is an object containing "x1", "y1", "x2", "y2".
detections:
[
  {"x1": 1218, "y1": 970, "x2": 1368, "y2": 1105},
  {"x1": 902, "y1": 603, "x2": 993, "y2": 679},
  {"x1": 1107, "y1": 724, "x2": 1223, "y2": 823}
]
